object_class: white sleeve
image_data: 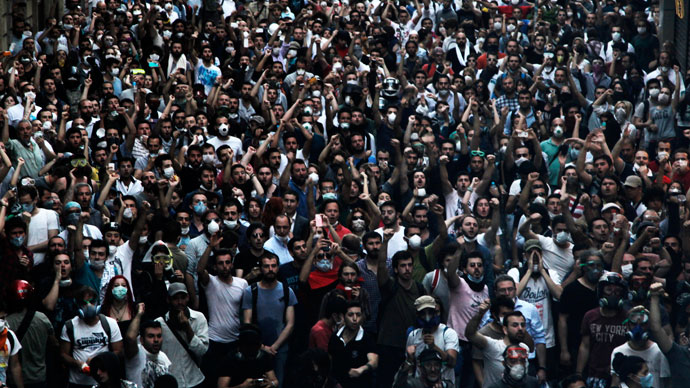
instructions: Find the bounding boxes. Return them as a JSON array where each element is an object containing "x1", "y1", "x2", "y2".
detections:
[{"x1": 8, "y1": 330, "x2": 21, "y2": 355}]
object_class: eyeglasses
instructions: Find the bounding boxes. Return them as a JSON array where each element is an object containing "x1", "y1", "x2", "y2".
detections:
[{"x1": 470, "y1": 150, "x2": 485, "y2": 158}]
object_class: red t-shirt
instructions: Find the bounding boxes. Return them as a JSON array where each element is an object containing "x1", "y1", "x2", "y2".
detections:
[{"x1": 309, "y1": 319, "x2": 334, "y2": 351}]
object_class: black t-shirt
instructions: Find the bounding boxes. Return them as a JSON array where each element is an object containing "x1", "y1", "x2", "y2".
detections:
[
  {"x1": 218, "y1": 350, "x2": 275, "y2": 385},
  {"x1": 328, "y1": 329, "x2": 376, "y2": 388},
  {"x1": 560, "y1": 279, "x2": 598, "y2": 354},
  {"x1": 235, "y1": 248, "x2": 264, "y2": 281}
]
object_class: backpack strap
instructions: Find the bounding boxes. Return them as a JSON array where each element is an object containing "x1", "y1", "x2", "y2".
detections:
[
  {"x1": 431, "y1": 270, "x2": 441, "y2": 294},
  {"x1": 66, "y1": 319, "x2": 75, "y2": 345},
  {"x1": 251, "y1": 283, "x2": 259, "y2": 324},
  {"x1": 98, "y1": 314, "x2": 111, "y2": 346},
  {"x1": 281, "y1": 282, "x2": 290, "y2": 324},
  {"x1": 15, "y1": 310, "x2": 36, "y2": 342}
]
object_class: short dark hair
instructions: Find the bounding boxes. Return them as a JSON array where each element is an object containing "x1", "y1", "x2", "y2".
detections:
[
  {"x1": 362, "y1": 231, "x2": 382, "y2": 245},
  {"x1": 392, "y1": 250, "x2": 413, "y2": 269},
  {"x1": 494, "y1": 275, "x2": 516, "y2": 291},
  {"x1": 490, "y1": 296, "x2": 515, "y2": 319},
  {"x1": 140, "y1": 320, "x2": 162, "y2": 337},
  {"x1": 502, "y1": 310, "x2": 525, "y2": 326}
]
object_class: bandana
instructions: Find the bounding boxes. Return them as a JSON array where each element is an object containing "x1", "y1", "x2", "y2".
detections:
[{"x1": 308, "y1": 257, "x2": 342, "y2": 290}]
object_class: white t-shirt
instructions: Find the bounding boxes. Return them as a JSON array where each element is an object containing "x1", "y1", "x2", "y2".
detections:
[
  {"x1": 376, "y1": 226, "x2": 407, "y2": 260},
  {"x1": 206, "y1": 136, "x2": 243, "y2": 162},
  {"x1": 536, "y1": 235, "x2": 574, "y2": 281},
  {"x1": 60, "y1": 316, "x2": 123, "y2": 385},
  {"x1": 0, "y1": 329, "x2": 21, "y2": 383},
  {"x1": 126, "y1": 343, "x2": 172, "y2": 388},
  {"x1": 27, "y1": 208, "x2": 60, "y2": 265},
  {"x1": 480, "y1": 338, "x2": 529, "y2": 388},
  {"x1": 407, "y1": 324, "x2": 460, "y2": 383},
  {"x1": 611, "y1": 342, "x2": 670, "y2": 388},
  {"x1": 205, "y1": 275, "x2": 248, "y2": 342},
  {"x1": 508, "y1": 268, "x2": 561, "y2": 348}
]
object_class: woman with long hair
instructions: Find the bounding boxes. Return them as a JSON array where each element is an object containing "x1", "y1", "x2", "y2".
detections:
[{"x1": 100, "y1": 275, "x2": 135, "y2": 333}]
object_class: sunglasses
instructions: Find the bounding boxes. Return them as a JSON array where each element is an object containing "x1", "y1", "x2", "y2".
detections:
[
  {"x1": 317, "y1": 253, "x2": 333, "y2": 259},
  {"x1": 470, "y1": 150, "x2": 485, "y2": 158}
]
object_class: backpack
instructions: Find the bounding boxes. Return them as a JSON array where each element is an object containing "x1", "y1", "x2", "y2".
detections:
[
  {"x1": 249, "y1": 282, "x2": 291, "y2": 324},
  {"x1": 65, "y1": 315, "x2": 112, "y2": 350}
]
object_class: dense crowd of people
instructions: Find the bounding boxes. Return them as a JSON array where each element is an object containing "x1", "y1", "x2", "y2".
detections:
[{"x1": 1, "y1": 0, "x2": 690, "y2": 388}]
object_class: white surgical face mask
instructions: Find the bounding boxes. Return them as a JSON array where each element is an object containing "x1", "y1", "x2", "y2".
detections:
[
  {"x1": 388, "y1": 112, "x2": 397, "y2": 124},
  {"x1": 408, "y1": 234, "x2": 422, "y2": 249},
  {"x1": 611, "y1": 32, "x2": 621, "y2": 41},
  {"x1": 507, "y1": 24, "x2": 516, "y2": 32},
  {"x1": 649, "y1": 88, "x2": 660, "y2": 98},
  {"x1": 621, "y1": 263, "x2": 633, "y2": 278},
  {"x1": 494, "y1": 22, "x2": 502, "y2": 30},
  {"x1": 163, "y1": 167, "x2": 175, "y2": 179}
]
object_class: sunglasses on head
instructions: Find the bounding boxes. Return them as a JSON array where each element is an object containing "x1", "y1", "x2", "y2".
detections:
[{"x1": 470, "y1": 150, "x2": 485, "y2": 158}]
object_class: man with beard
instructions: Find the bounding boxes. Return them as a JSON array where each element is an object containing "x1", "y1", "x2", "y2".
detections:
[
  {"x1": 193, "y1": 46, "x2": 221, "y2": 95},
  {"x1": 377, "y1": 201, "x2": 408, "y2": 260},
  {"x1": 466, "y1": 302, "x2": 531, "y2": 388},
  {"x1": 447, "y1": 251, "x2": 489, "y2": 386},
  {"x1": 280, "y1": 158, "x2": 315, "y2": 219},
  {"x1": 490, "y1": 275, "x2": 548, "y2": 384},
  {"x1": 575, "y1": 272, "x2": 629, "y2": 387},
  {"x1": 197, "y1": 234, "x2": 248, "y2": 388},
  {"x1": 133, "y1": 136, "x2": 163, "y2": 179},
  {"x1": 124, "y1": 305, "x2": 171, "y2": 388},
  {"x1": 509, "y1": 240, "x2": 562, "y2": 379},
  {"x1": 155, "y1": 283, "x2": 209, "y2": 388},
  {"x1": 357, "y1": 232, "x2": 387, "y2": 334},
  {"x1": 456, "y1": 215, "x2": 495, "y2": 293},
  {"x1": 179, "y1": 145, "x2": 204, "y2": 196},
  {"x1": 163, "y1": 40, "x2": 189, "y2": 77},
  {"x1": 242, "y1": 254, "x2": 297, "y2": 388},
  {"x1": 376, "y1": 245, "x2": 426, "y2": 388}
]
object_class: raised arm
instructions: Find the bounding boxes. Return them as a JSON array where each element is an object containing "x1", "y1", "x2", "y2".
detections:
[
  {"x1": 465, "y1": 299, "x2": 491, "y2": 349},
  {"x1": 649, "y1": 283, "x2": 673, "y2": 353}
]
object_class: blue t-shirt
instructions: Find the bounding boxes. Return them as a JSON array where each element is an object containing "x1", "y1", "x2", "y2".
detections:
[{"x1": 242, "y1": 282, "x2": 298, "y2": 348}]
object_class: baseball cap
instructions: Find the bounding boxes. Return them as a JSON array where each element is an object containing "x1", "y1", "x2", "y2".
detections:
[
  {"x1": 624, "y1": 175, "x2": 642, "y2": 188},
  {"x1": 167, "y1": 282, "x2": 188, "y2": 297},
  {"x1": 602, "y1": 203, "x2": 621, "y2": 213},
  {"x1": 524, "y1": 239, "x2": 542, "y2": 252},
  {"x1": 414, "y1": 295, "x2": 437, "y2": 311}
]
